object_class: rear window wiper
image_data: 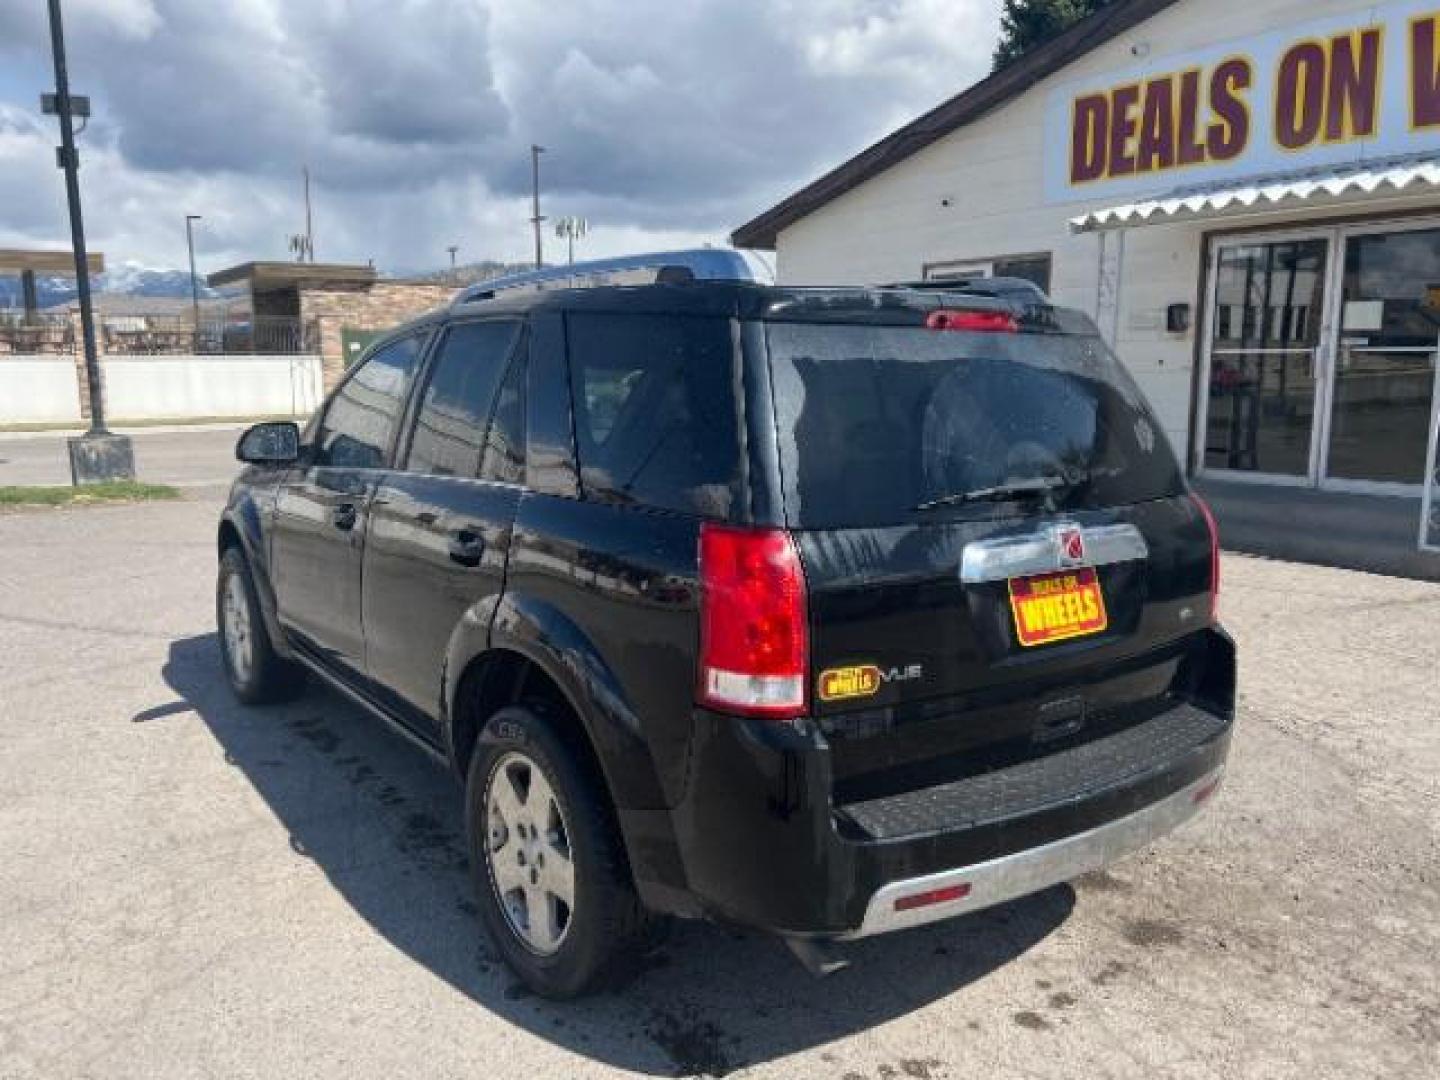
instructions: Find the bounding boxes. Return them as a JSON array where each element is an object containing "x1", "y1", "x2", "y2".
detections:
[{"x1": 915, "y1": 474, "x2": 1070, "y2": 512}]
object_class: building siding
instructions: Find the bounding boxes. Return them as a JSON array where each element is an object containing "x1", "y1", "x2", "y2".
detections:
[{"x1": 770, "y1": 0, "x2": 1436, "y2": 463}]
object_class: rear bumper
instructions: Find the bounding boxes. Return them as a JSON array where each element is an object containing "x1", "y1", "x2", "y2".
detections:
[
  {"x1": 841, "y1": 766, "x2": 1223, "y2": 938},
  {"x1": 669, "y1": 693, "x2": 1232, "y2": 937}
]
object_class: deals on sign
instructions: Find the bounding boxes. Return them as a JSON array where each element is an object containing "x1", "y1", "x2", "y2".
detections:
[{"x1": 1043, "y1": 0, "x2": 1440, "y2": 204}]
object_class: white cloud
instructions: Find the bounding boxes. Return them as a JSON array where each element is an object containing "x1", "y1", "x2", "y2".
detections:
[{"x1": 0, "y1": 0, "x2": 1003, "y2": 273}]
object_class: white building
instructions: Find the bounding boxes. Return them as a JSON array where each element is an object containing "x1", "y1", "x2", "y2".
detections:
[{"x1": 734, "y1": 0, "x2": 1440, "y2": 549}]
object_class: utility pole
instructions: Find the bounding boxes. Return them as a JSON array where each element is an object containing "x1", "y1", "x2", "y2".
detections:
[
  {"x1": 45, "y1": 0, "x2": 133, "y2": 482},
  {"x1": 185, "y1": 214, "x2": 202, "y2": 346},
  {"x1": 530, "y1": 144, "x2": 546, "y2": 270},
  {"x1": 303, "y1": 166, "x2": 315, "y2": 263}
]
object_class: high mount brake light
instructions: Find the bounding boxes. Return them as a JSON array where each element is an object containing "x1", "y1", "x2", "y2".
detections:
[
  {"x1": 925, "y1": 309, "x2": 1020, "y2": 333},
  {"x1": 697, "y1": 524, "x2": 808, "y2": 719},
  {"x1": 1191, "y1": 493, "x2": 1220, "y2": 623}
]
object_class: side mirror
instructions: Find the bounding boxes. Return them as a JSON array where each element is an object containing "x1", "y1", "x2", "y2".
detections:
[{"x1": 236, "y1": 421, "x2": 301, "y2": 466}]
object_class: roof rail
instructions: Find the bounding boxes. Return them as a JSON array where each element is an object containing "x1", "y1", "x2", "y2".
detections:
[{"x1": 454, "y1": 248, "x2": 774, "y2": 304}]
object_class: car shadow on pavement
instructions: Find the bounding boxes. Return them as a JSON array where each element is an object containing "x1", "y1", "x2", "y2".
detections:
[{"x1": 161, "y1": 633, "x2": 1074, "y2": 1078}]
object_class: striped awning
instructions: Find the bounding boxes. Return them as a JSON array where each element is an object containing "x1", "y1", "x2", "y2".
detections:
[{"x1": 1069, "y1": 154, "x2": 1440, "y2": 233}]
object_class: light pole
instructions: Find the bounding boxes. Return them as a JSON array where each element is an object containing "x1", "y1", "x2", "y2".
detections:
[
  {"x1": 447, "y1": 244, "x2": 460, "y2": 281},
  {"x1": 530, "y1": 144, "x2": 546, "y2": 270},
  {"x1": 45, "y1": 0, "x2": 133, "y2": 482},
  {"x1": 554, "y1": 216, "x2": 589, "y2": 265},
  {"x1": 303, "y1": 165, "x2": 314, "y2": 263},
  {"x1": 185, "y1": 214, "x2": 202, "y2": 347}
]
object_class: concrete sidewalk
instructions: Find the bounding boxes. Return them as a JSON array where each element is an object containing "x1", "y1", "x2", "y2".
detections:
[{"x1": 1197, "y1": 479, "x2": 1440, "y2": 582}]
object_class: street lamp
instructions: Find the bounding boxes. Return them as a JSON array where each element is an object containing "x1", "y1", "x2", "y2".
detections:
[
  {"x1": 44, "y1": 0, "x2": 133, "y2": 482},
  {"x1": 530, "y1": 144, "x2": 546, "y2": 270},
  {"x1": 554, "y1": 216, "x2": 589, "y2": 265},
  {"x1": 185, "y1": 214, "x2": 202, "y2": 348}
]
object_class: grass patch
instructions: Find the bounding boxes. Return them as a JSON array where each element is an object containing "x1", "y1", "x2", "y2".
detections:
[{"x1": 0, "y1": 481, "x2": 182, "y2": 507}]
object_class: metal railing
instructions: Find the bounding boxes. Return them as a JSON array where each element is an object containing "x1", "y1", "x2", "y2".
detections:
[
  {"x1": 0, "y1": 312, "x2": 76, "y2": 354},
  {"x1": 101, "y1": 317, "x2": 318, "y2": 356},
  {"x1": 1, "y1": 312, "x2": 319, "y2": 356}
]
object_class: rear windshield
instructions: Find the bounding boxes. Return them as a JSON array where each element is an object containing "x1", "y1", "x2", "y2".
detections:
[{"x1": 765, "y1": 322, "x2": 1184, "y2": 528}]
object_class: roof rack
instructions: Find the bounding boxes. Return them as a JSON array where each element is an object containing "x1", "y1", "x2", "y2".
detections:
[{"x1": 453, "y1": 248, "x2": 774, "y2": 304}]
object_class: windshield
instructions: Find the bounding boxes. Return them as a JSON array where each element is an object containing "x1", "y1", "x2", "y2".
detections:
[{"x1": 765, "y1": 321, "x2": 1184, "y2": 528}]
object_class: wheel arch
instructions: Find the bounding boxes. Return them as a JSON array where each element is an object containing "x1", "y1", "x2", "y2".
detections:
[
  {"x1": 442, "y1": 592, "x2": 666, "y2": 813},
  {"x1": 217, "y1": 495, "x2": 290, "y2": 659}
]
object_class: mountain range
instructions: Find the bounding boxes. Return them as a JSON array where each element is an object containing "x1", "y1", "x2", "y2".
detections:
[
  {"x1": 0, "y1": 263, "x2": 218, "y2": 310},
  {"x1": 1, "y1": 258, "x2": 537, "y2": 311}
]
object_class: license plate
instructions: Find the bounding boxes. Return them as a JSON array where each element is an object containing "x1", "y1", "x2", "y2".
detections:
[{"x1": 1008, "y1": 567, "x2": 1108, "y2": 648}]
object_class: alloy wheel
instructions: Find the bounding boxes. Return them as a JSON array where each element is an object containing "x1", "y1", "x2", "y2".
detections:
[
  {"x1": 484, "y1": 751, "x2": 576, "y2": 955},
  {"x1": 221, "y1": 572, "x2": 253, "y2": 685}
]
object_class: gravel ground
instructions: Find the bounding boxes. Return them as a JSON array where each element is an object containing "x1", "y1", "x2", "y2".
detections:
[{"x1": 0, "y1": 495, "x2": 1436, "y2": 1079}]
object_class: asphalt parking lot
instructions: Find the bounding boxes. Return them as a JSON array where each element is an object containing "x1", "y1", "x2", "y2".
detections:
[{"x1": 1, "y1": 484, "x2": 1437, "y2": 1078}]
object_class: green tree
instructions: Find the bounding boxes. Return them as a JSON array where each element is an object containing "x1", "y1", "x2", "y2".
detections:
[{"x1": 993, "y1": 0, "x2": 1114, "y2": 70}]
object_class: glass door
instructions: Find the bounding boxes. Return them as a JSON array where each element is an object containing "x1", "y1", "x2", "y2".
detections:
[
  {"x1": 1323, "y1": 227, "x2": 1440, "y2": 490},
  {"x1": 1202, "y1": 238, "x2": 1330, "y2": 479}
]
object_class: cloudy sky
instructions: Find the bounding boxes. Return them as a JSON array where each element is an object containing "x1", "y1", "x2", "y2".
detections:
[{"x1": 0, "y1": 0, "x2": 1001, "y2": 276}]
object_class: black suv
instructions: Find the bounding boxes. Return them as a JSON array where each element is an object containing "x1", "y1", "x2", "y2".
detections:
[{"x1": 217, "y1": 256, "x2": 1234, "y2": 997}]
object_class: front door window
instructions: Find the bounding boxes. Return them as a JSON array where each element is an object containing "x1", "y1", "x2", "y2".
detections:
[
  {"x1": 1325, "y1": 229, "x2": 1440, "y2": 485},
  {"x1": 1205, "y1": 239, "x2": 1327, "y2": 476}
]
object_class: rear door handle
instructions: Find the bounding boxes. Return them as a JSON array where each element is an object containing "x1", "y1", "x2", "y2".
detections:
[
  {"x1": 332, "y1": 502, "x2": 358, "y2": 531},
  {"x1": 448, "y1": 529, "x2": 485, "y2": 567}
]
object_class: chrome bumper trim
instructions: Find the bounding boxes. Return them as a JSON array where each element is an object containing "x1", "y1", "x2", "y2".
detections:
[
  {"x1": 960, "y1": 522, "x2": 1149, "y2": 584},
  {"x1": 841, "y1": 769, "x2": 1222, "y2": 939}
]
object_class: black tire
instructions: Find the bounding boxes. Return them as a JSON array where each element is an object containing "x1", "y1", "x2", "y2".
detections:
[
  {"x1": 217, "y1": 546, "x2": 304, "y2": 705},
  {"x1": 465, "y1": 703, "x2": 652, "y2": 998}
]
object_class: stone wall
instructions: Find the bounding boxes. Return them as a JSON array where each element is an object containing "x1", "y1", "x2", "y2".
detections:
[{"x1": 300, "y1": 281, "x2": 457, "y2": 389}]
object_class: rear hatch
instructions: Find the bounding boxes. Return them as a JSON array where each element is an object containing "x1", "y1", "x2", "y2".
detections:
[{"x1": 761, "y1": 310, "x2": 1217, "y2": 807}]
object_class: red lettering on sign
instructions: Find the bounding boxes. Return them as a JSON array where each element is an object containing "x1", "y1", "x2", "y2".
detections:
[
  {"x1": 1108, "y1": 83, "x2": 1141, "y2": 177},
  {"x1": 1327, "y1": 28, "x2": 1382, "y2": 140},
  {"x1": 1275, "y1": 41, "x2": 1326, "y2": 149},
  {"x1": 1071, "y1": 93, "x2": 1109, "y2": 183},
  {"x1": 1137, "y1": 77, "x2": 1177, "y2": 172},
  {"x1": 1413, "y1": 16, "x2": 1440, "y2": 129},
  {"x1": 1208, "y1": 58, "x2": 1251, "y2": 160},
  {"x1": 1177, "y1": 68, "x2": 1208, "y2": 166}
]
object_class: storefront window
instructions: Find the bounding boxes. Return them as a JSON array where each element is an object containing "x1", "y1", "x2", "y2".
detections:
[
  {"x1": 1327, "y1": 229, "x2": 1440, "y2": 485},
  {"x1": 1205, "y1": 239, "x2": 1327, "y2": 476}
]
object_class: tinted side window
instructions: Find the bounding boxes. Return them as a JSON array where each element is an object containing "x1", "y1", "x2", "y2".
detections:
[
  {"x1": 317, "y1": 334, "x2": 425, "y2": 469},
  {"x1": 480, "y1": 353, "x2": 527, "y2": 484},
  {"x1": 406, "y1": 321, "x2": 520, "y2": 478},
  {"x1": 567, "y1": 313, "x2": 740, "y2": 518}
]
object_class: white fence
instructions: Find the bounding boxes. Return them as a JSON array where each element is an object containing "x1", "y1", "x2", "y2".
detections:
[
  {"x1": 0, "y1": 354, "x2": 323, "y2": 425},
  {"x1": 0, "y1": 358, "x2": 83, "y2": 423},
  {"x1": 99, "y1": 354, "x2": 323, "y2": 420}
]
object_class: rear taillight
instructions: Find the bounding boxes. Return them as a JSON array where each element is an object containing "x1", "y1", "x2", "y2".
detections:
[
  {"x1": 925, "y1": 309, "x2": 1019, "y2": 333},
  {"x1": 1192, "y1": 492, "x2": 1220, "y2": 623},
  {"x1": 697, "y1": 524, "x2": 808, "y2": 718}
]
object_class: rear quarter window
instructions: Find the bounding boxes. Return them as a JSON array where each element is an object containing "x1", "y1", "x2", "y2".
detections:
[
  {"x1": 566, "y1": 312, "x2": 741, "y2": 519},
  {"x1": 766, "y1": 322, "x2": 1184, "y2": 528}
]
